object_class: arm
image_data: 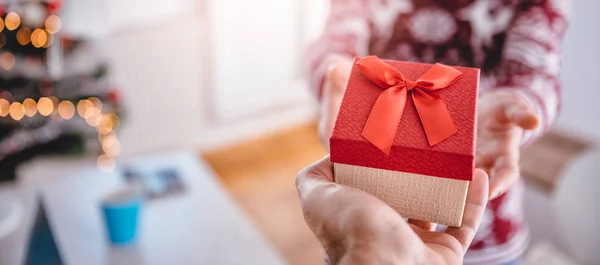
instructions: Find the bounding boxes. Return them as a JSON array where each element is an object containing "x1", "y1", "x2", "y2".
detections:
[
  {"x1": 493, "y1": 0, "x2": 571, "y2": 144},
  {"x1": 477, "y1": 0, "x2": 571, "y2": 198},
  {"x1": 305, "y1": 0, "x2": 372, "y2": 99},
  {"x1": 305, "y1": 0, "x2": 373, "y2": 147}
]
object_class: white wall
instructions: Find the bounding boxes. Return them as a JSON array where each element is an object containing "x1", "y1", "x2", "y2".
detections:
[
  {"x1": 554, "y1": 0, "x2": 600, "y2": 140},
  {"x1": 94, "y1": 1, "x2": 326, "y2": 157}
]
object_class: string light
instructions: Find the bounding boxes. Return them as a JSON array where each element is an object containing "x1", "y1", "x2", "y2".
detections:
[
  {"x1": 43, "y1": 34, "x2": 54, "y2": 48},
  {"x1": 101, "y1": 135, "x2": 121, "y2": 157},
  {"x1": 37, "y1": 97, "x2": 54, "y2": 116},
  {"x1": 107, "y1": 113, "x2": 120, "y2": 129},
  {"x1": 101, "y1": 133, "x2": 117, "y2": 146},
  {"x1": 9, "y1": 102, "x2": 24, "y2": 120},
  {"x1": 1, "y1": 95, "x2": 121, "y2": 171},
  {"x1": 45, "y1": 15, "x2": 61, "y2": 34},
  {"x1": 86, "y1": 113, "x2": 102, "y2": 126},
  {"x1": 16, "y1": 27, "x2": 31, "y2": 45},
  {"x1": 84, "y1": 106, "x2": 101, "y2": 126},
  {"x1": 49, "y1": 96, "x2": 59, "y2": 106},
  {"x1": 31, "y1": 29, "x2": 47, "y2": 48},
  {"x1": 0, "y1": 99, "x2": 9, "y2": 117},
  {"x1": 99, "y1": 131, "x2": 117, "y2": 142},
  {"x1": 77, "y1": 99, "x2": 92, "y2": 117},
  {"x1": 0, "y1": 52, "x2": 15, "y2": 70},
  {"x1": 58, "y1": 101, "x2": 75, "y2": 119},
  {"x1": 5, "y1": 12, "x2": 20, "y2": 31},
  {"x1": 88, "y1": 97, "x2": 103, "y2": 111},
  {"x1": 97, "y1": 154, "x2": 116, "y2": 173},
  {"x1": 96, "y1": 115, "x2": 113, "y2": 135},
  {"x1": 23, "y1": 98, "x2": 37, "y2": 117}
]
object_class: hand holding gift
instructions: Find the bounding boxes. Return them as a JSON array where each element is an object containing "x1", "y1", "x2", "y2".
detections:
[
  {"x1": 330, "y1": 56, "x2": 480, "y2": 226},
  {"x1": 318, "y1": 58, "x2": 540, "y2": 204},
  {"x1": 296, "y1": 156, "x2": 489, "y2": 265}
]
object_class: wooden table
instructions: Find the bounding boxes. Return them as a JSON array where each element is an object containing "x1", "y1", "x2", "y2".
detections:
[{"x1": 17, "y1": 151, "x2": 286, "y2": 265}]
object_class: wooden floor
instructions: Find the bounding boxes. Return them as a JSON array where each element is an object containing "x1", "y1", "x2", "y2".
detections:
[{"x1": 202, "y1": 122, "x2": 328, "y2": 265}]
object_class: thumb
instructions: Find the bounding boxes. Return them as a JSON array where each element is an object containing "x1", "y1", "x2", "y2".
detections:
[
  {"x1": 326, "y1": 57, "x2": 352, "y2": 92},
  {"x1": 503, "y1": 100, "x2": 539, "y2": 130},
  {"x1": 445, "y1": 169, "x2": 489, "y2": 253}
]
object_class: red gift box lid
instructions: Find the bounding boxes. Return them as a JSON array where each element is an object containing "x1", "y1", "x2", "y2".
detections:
[{"x1": 330, "y1": 59, "x2": 479, "y2": 181}]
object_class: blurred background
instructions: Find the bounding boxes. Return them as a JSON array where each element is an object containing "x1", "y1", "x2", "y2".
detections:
[{"x1": 0, "y1": 0, "x2": 598, "y2": 264}]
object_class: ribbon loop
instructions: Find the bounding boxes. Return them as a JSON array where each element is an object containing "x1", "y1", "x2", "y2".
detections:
[{"x1": 356, "y1": 56, "x2": 462, "y2": 154}]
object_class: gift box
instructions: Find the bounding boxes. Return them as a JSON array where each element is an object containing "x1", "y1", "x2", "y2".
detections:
[{"x1": 330, "y1": 56, "x2": 479, "y2": 227}]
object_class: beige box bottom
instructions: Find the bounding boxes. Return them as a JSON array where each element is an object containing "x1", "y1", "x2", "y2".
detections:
[{"x1": 334, "y1": 163, "x2": 469, "y2": 227}]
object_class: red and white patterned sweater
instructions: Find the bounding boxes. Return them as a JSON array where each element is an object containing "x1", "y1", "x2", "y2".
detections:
[{"x1": 306, "y1": 0, "x2": 570, "y2": 264}]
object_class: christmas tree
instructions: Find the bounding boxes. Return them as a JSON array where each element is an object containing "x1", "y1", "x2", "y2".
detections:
[{"x1": 0, "y1": 0, "x2": 122, "y2": 182}]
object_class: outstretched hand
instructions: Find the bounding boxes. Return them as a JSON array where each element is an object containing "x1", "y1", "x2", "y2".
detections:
[
  {"x1": 318, "y1": 57, "x2": 352, "y2": 150},
  {"x1": 476, "y1": 91, "x2": 539, "y2": 199},
  {"x1": 297, "y1": 156, "x2": 489, "y2": 265}
]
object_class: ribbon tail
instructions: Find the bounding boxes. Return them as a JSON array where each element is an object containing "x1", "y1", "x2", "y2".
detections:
[
  {"x1": 356, "y1": 56, "x2": 404, "y2": 88},
  {"x1": 412, "y1": 90, "x2": 457, "y2": 146},
  {"x1": 362, "y1": 87, "x2": 408, "y2": 155},
  {"x1": 417, "y1": 63, "x2": 463, "y2": 90}
]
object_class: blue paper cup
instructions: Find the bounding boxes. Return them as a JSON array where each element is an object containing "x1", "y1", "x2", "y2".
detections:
[{"x1": 100, "y1": 186, "x2": 144, "y2": 246}]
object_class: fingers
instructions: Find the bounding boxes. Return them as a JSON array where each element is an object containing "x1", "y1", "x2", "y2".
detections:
[
  {"x1": 296, "y1": 155, "x2": 335, "y2": 200},
  {"x1": 326, "y1": 57, "x2": 352, "y2": 92},
  {"x1": 296, "y1": 156, "x2": 414, "y2": 249},
  {"x1": 327, "y1": 65, "x2": 349, "y2": 91},
  {"x1": 319, "y1": 61, "x2": 351, "y2": 150},
  {"x1": 407, "y1": 219, "x2": 436, "y2": 232},
  {"x1": 446, "y1": 169, "x2": 489, "y2": 253},
  {"x1": 503, "y1": 100, "x2": 539, "y2": 130},
  {"x1": 488, "y1": 155, "x2": 520, "y2": 200}
]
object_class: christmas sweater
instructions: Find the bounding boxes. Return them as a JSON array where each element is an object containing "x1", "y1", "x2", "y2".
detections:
[{"x1": 306, "y1": 0, "x2": 570, "y2": 264}]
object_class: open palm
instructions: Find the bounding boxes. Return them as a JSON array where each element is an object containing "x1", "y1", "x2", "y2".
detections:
[
  {"x1": 297, "y1": 156, "x2": 489, "y2": 265},
  {"x1": 476, "y1": 91, "x2": 539, "y2": 199}
]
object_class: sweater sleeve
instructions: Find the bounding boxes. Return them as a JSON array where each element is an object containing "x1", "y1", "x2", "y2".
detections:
[
  {"x1": 304, "y1": 0, "x2": 373, "y2": 99},
  {"x1": 492, "y1": 0, "x2": 571, "y2": 144}
]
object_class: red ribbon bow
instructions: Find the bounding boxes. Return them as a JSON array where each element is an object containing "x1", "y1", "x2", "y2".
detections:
[{"x1": 357, "y1": 56, "x2": 462, "y2": 155}]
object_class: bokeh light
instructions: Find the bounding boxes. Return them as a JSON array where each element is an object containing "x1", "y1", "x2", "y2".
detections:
[
  {"x1": 23, "y1": 98, "x2": 37, "y2": 117},
  {"x1": 0, "y1": 52, "x2": 16, "y2": 70},
  {"x1": 16, "y1": 27, "x2": 31, "y2": 45},
  {"x1": 97, "y1": 154, "x2": 116, "y2": 173},
  {"x1": 5, "y1": 12, "x2": 20, "y2": 31},
  {"x1": 0, "y1": 99, "x2": 10, "y2": 117},
  {"x1": 99, "y1": 131, "x2": 117, "y2": 142},
  {"x1": 0, "y1": 18, "x2": 4, "y2": 32},
  {"x1": 43, "y1": 34, "x2": 54, "y2": 48},
  {"x1": 9, "y1": 102, "x2": 24, "y2": 120},
  {"x1": 45, "y1": 15, "x2": 62, "y2": 34},
  {"x1": 84, "y1": 106, "x2": 102, "y2": 126},
  {"x1": 85, "y1": 111, "x2": 102, "y2": 126},
  {"x1": 58, "y1": 100, "x2": 75, "y2": 119},
  {"x1": 37, "y1": 97, "x2": 54, "y2": 116},
  {"x1": 107, "y1": 113, "x2": 120, "y2": 130},
  {"x1": 101, "y1": 136, "x2": 121, "y2": 157},
  {"x1": 77, "y1": 99, "x2": 93, "y2": 117},
  {"x1": 88, "y1": 97, "x2": 103, "y2": 111},
  {"x1": 31, "y1": 29, "x2": 47, "y2": 48},
  {"x1": 49, "y1": 96, "x2": 59, "y2": 105},
  {"x1": 97, "y1": 115, "x2": 114, "y2": 135}
]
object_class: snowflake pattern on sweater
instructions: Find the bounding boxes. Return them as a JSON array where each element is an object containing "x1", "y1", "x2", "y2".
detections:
[{"x1": 306, "y1": 0, "x2": 570, "y2": 264}]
